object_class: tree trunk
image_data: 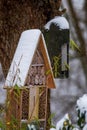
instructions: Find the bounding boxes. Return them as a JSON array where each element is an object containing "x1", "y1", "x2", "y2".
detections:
[{"x1": 0, "y1": 0, "x2": 65, "y2": 77}]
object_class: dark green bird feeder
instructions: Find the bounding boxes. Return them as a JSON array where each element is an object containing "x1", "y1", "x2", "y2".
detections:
[{"x1": 43, "y1": 16, "x2": 70, "y2": 78}]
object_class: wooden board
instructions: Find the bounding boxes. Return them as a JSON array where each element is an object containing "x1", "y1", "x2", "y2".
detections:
[
  {"x1": 38, "y1": 36, "x2": 56, "y2": 89},
  {"x1": 6, "y1": 89, "x2": 22, "y2": 130},
  {"x1": 29, "y1": 87, "x2": 39, "y2": 120}
]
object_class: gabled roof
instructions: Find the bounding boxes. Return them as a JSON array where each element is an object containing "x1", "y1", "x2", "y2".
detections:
[{"x1": 4, "y1": 29, "x2": 55, "y2": 88}]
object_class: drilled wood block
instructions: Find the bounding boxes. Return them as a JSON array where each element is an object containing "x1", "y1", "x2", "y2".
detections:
[{"x1": 22, "y1": 89, "x2": 29, "y2": 120}]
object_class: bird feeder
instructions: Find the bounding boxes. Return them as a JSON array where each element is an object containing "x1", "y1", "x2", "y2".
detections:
[
  {"x1": 44, "y1": 16, "x2": 70, "y2": 78},
  {"x1": 4, "y1": 29, "x2": 55, "y2": 130}
]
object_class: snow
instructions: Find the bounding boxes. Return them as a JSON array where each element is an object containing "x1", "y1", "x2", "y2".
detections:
[
  {"x1": 0, "y1": 82, "x2": 6, "y2": 104},
  {"x1": 5, "y1": 29, "x2": 41, "y2": 87},
  {"x1": 4, "y1": 29, "x2": 54, "y2": 88},
  {"x1": 56, "y1": 113, "x2": 71, "y2": 130},
  {"x1": 0, "y1": 64, "x2": 6, "y2": 104},
  {"x1": 76, "y1": 94, "x2": 87, "y2": 123},
  {"x1": 72, "y1": 0, "x2": 85, "y2": 10},
  {"x1": 50, "y1": 113, "x2": 71, "y2": 130},
  {"x1": 62, "y1": 0, "x2": 84, "y2": 10},
  {"x1": 72, "y1": 128, "x2": 79, "y2": 130},
  {"x1": 27, "y1": 124, "x2": 36, "y2": 130},
  {"x1": 50, "y1": 128, "x2": 56, "y2": 130},
  {"x1": 44, "y1": 16, "x2": 69, "y2": 30},
  {"x1": 50, "y1": 93, "x2": 87, "y2": 130},
  {"x1": 83, "y1": 124, "x2": 87, "y2": 130}
]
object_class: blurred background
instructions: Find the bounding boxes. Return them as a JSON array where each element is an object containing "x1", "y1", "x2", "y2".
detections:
[{"x1": 51, "y1": 0, "x2": 87, "y2": 124}]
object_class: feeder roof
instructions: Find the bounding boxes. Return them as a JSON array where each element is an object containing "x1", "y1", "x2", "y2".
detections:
[
  {"x1": 4, "y1": 29, "x2": 55, "y2": 89},
  {"x1": 44, "y1": 16, "x2": 69, "y2": 30}
]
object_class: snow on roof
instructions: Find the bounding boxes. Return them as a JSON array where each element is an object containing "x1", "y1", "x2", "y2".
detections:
[
  {"x1": 76, "y1": 94, "x2": 87, "y2": 122},
  {"x1": 44, "y1": 16, "x2": 69, "y2": 30},
  {"x1": 5, "y1": 29, "x2": 54, "y2": 87}
]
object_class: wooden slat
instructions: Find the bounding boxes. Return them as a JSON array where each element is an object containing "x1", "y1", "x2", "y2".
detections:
[
  {"x1": 21, "y1": 85, "x2": 46, "y2": 89},
  {"x1": 32, "y1": 64, "x2": 44, "y2": 66},
  {"x1": 29, "y1": 87, "x2": 39, "y2": 120},
  {"x1": 44, "y1": 88, "x2": 48, "y2": 130},
  {"x1": 39, "y1": 36, "x2": 56, "y2": 89},
  {"x1": 34, "y1": 87, "x2": 39, "y2": 118},
  {"x1": 6, "y1": 89, "x2": 22, "y2": 130}
]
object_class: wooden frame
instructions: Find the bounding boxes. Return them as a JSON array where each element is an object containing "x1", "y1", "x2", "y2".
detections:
[{"x1": 4, "y1": 30, "x2": 56, "y2": 130}]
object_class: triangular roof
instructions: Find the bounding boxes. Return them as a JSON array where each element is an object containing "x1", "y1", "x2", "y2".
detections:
[{"x1": 4, "y1": 29, "x2": 55, "y2": 88}]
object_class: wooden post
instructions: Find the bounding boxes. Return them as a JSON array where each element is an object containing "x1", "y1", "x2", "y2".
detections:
[
  {"x1": 6, "y1": 88, "x2": 22, "y2": 130},
  {"x1": 29, "y1": 87, "x2": 39, "y2": 121}
]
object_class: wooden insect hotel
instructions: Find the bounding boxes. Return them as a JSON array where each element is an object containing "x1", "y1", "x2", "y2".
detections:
[{"x1": 4, "y1": 29, "x2": 56, "y2": 130}]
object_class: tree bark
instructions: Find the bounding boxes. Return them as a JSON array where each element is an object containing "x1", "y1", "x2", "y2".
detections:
[{"x1": 0, "y1": 0, "x2": 65, "y2": 77}]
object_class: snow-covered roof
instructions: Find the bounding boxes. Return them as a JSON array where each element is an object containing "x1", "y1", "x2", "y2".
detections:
[
  {"x1": 44, "y1": 16, "x2": 69, "y2": 30},
  {"x1": 4, "y1": 29, "x2": 55, "y2": 88}
]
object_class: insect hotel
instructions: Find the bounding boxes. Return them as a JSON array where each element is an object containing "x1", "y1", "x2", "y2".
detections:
[{"x1": 4, "y1": 29, "x2": 56, "y2": 130}]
